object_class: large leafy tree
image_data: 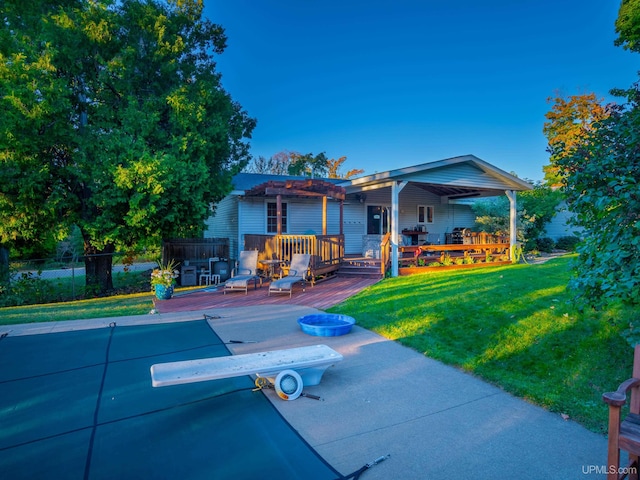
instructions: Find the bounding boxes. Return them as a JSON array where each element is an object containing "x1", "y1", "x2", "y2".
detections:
[
  {"x1": 551, "y1": 88, "x2": 640, "y2": 312},
  {"x1": 615, "y1": 0, "x2": 640, "y2": 52},
  {"x1": 543, "y1": 0, "x2": 640, "y2": 341},
  {"x1": 0, "y1": 0, "x2": 255, "y2": 293}
]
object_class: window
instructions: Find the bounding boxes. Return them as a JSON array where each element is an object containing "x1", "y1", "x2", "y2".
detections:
[
  {"x1": 267, "y1": 202, "x2": 287, "y2": 233},
  {"x1": 417, "y1": 205, "x2": 434, "y2": 224}
]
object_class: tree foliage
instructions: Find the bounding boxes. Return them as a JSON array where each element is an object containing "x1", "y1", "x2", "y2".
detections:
[
  {"x1": 326, "y1": 156, "x2": 364, "y2": 179},
  {"x1": 0, "y1": 0, "x2": 255, "y2": 293},
  {"x1": 542, "y1": 2, "x2": 640, "y2": 342},
  {"x1": 551, "y1": 86, "x2": 640, "y2": 318},
  {"x1": 245, "y1": 151, "x2": 363, "y2": 179},
  {"x1": 471, "y1": 183, "x2": 562, "y2": 248},
  {"x1": 615, "y1": 0, "x2": 640, "y2": 52},
  {"x1": 543, "y1": 93, "x2": 610, "y2": 186}
]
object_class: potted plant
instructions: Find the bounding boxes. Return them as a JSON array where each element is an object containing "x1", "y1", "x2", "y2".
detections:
[{"x1": 151, "y1": 259, "x2": 179, "y2": 300}]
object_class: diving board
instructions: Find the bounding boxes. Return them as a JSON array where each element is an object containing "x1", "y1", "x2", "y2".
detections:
[{"x1": 150, "y1": 344, "x2": 343, "y2": 388}]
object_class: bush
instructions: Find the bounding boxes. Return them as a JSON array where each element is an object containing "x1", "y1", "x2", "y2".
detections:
[
  {"x1": 535, "y1": 237, "x2": 556, "y2": 253},
  {"x1": 555, "y1": 236, "x2": 581, "y2": 252},
  {"x1": 0, "y1": 272, "x2": 54, "y2": 307}
]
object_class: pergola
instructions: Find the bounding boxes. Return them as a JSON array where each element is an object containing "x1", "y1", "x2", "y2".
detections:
[{"x1": 243, "y1": 179, "x2": 346, "y2": 236}]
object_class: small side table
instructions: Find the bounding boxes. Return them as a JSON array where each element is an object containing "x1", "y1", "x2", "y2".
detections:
[{"x1": 260, "y1": 259, "x2": 281, "y2": 280}]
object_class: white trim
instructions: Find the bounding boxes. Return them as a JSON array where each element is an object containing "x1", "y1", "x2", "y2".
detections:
[
  {"x1": 417, "y1": 205, "x2": 434, "y2": 224},
  {"x1": 266, "y1": 200, "x2": 288, "y2": 234}
]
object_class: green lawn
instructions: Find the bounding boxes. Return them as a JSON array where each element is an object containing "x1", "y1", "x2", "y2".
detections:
[
  {"x1": 0, "y1": 255, "x2": 633, "y2": 433},
  {"x1": 0, "y1": 291, "x2": 154, "y2": 324},
  {"x1": 328, "y1": 255, "x2": 634, "y2": 434}
]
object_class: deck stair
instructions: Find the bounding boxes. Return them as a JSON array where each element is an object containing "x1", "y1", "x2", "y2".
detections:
[{"x1": 338, "y1": 257, "x2": 383, "y2": 279}]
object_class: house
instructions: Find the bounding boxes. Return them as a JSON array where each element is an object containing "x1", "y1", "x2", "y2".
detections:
[
  {"x1": 204, "y1": 154, "x2": 532, "y2": 277},
  {"x1": 542, "y1": 200, "x2": 583, "y2": 241}
]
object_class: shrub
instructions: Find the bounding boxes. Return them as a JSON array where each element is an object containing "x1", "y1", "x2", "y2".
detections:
[
  {"x1": 555, "y1": 236, "x2": 581, "y2": 252},
  {"x1": 535, "y1": 237, "x2": 556, "y2": 253},
  {"x1": 0, "y1": 272, "x2": 54, "y2": 307}
]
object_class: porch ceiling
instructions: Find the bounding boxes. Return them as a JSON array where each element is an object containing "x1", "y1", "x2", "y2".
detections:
[
  {"x1": 243, "y1": 179, "x2": 346, "y2": 200},
  {"x1": 413, "y1": 183, "x2": 501, "y2": 199}
]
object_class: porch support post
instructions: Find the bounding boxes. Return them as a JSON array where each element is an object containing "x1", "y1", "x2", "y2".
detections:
[
  {"x1": 339, "y1": 200, "x2": 344, "y2": 235},
  {"x1": 322, "y1": 195, "x2": 327, "y2": 235},
  {"x1": 391, "y1": 181, "x2": 408, "y2": 277},
  {"x1": 276, "y1": 194, "x2": 282, "y2": 235},
  {"x1": 506, "y1": 190, "x2": 517, "y2": 260}
]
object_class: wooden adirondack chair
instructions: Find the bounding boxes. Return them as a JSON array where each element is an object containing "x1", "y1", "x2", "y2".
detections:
[{"x1": 603, "y1": 344, "x2": 640, "y2": 480}]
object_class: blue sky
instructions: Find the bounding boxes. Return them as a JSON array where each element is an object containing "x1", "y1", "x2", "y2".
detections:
[{"x1": 204, "y1": 1, "x2": 638, "y2": 182}]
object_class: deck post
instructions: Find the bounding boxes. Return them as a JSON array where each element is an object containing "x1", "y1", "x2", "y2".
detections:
[
  {"x1": 322, "y1": 195, "x2": 327, "y2": 235},
  {"x1": 391, "y1": 181, "x2": 408, "y2": 277},
  {"x1": 277, "y1": 194, "x2": 283, "y2": 236},
  {"x1": 506, "y1": 190, "x2": 517, "y2": 259}
]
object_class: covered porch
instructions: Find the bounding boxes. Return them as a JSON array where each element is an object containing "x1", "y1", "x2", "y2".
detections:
[{"x1": 343, "y1": 155, "x2": 532, "y2": 276}]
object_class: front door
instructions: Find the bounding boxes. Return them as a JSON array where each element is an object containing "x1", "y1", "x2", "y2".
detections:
[{"x1": 367, "y1": 205, "x2": 390, "y2": 235}]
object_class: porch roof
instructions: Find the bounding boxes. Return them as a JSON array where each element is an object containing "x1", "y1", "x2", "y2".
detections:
[{"x1": 339, "y1": 154, "x2": 532, "y2": 198}]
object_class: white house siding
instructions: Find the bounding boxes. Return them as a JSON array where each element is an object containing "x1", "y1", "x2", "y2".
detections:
[
  {"x1": 219, "y1": 197, "x2": 343, "y2": 256},
  {"x1": 403, "y1": 163, "x2": 511, "y2": 190},
  {"x1": 286, "y1": 198, "x2": 342, "y2": 235},
  {"x1": 543, "y1": 201, "x2": 582, "y2": 240},
  {"x1": 204, "y1": 195, "x2": 238, "y2": 259}
]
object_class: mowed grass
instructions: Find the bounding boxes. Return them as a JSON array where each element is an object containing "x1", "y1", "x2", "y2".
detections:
[
  {"x1": 329, "y1": 256, "x2": 634, "y2": 433},
  {"x1": 0, "y1": 292, "x2": 154, "y2": 325}
]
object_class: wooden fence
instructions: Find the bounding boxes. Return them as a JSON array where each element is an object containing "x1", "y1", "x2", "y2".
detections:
[{"x1": 162, "y1": 238, "x2": 229, "y2": 271}]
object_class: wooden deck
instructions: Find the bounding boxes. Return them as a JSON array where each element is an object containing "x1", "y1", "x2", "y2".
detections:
[{"x1": 153, "y1": 275, "x2": 380, "y2": 314}]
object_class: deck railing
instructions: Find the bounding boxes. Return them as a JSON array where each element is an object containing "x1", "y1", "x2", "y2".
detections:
[
  {"x1": 398, "y1": 242, "x2": 510, "y2": 266},
  {"x1": 380, "y1": 232, "x2": 391, "y2": 277},
  {"x1": 244, "y1": 234, "x2": 345, "y2": 281}
]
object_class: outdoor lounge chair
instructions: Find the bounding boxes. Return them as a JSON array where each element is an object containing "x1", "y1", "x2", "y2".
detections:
[
  {"x1": 603, "y1": 344, "x2": 640, "y2": 480},
  {"x1": 224, "y1": 250, "x2": 262, "y2": 295},
  {"x1": 268, "y1": 253, "x2": 311, "y2": 298}
]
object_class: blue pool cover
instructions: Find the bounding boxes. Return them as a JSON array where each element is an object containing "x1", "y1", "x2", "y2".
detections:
[{"x1": 0, "y1": 320, "x2": 341, "y2": 479}]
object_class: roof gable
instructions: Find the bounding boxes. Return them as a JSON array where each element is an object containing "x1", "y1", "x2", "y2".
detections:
[{"x1": 342, "y1": 155, "x2": 532, "y2": 193}]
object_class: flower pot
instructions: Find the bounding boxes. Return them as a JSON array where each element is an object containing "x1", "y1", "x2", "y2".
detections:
[{"x1": 154, "y1": 284, "x2": 174, "y2": 300}]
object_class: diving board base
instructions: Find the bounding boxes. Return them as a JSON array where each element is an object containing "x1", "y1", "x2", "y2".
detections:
[{"x1": 150, "y1": 344, "x2": 343, "y2": 388}]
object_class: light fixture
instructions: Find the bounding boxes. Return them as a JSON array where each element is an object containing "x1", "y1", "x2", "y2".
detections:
[{"x1": 274, "y1": 369, "x2": 303, "y2": 401}]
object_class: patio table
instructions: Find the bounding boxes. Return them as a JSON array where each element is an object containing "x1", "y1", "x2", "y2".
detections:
[{"x1": 260, "y1": 259, "x2": 282, "y2": 279}]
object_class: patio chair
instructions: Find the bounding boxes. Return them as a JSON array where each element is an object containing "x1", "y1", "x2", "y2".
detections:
[
  {"x1": 602, "y1": 344, "x2": 640, "y2": 480},
  {"x1": 268, "y1": 253, "x2": 311, "y2": 298},
  {"x1": 224, "y1": 250, "x2": 262, "y2": 295},
  {"x1": 199, "y1": 257, "x2": 220, "y2": 286}
]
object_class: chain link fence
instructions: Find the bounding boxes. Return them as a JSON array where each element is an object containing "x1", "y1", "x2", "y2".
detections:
[{"x1": 1, "y1": 252, "x2": 156, "y2": 307}]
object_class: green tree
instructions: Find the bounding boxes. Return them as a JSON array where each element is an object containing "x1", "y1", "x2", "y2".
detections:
[
  {"x1": 542, "y1": 1, "x2": 640, "y2": 343},
  {"x1": 551, "y1": 86, "x2": 640, "y2": 327},
  {"x1": 245, "y1": 151, "x2": 363, "y2": 179},
  {"x1": 518, "y1": 183, "x2": 564, "y2": 250},
  {"x1": 471, "y1": 184, "x2": 562, "y2": 249},
  {"x1": 615, "y1": 0, "x2": 640, "y2": 52},
  {"x1": 0, "y1": 0, "x2": 255, "y2": 294},
  {"x1": 288, "y1": 152, "x2": 329, "y2": 177}
]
